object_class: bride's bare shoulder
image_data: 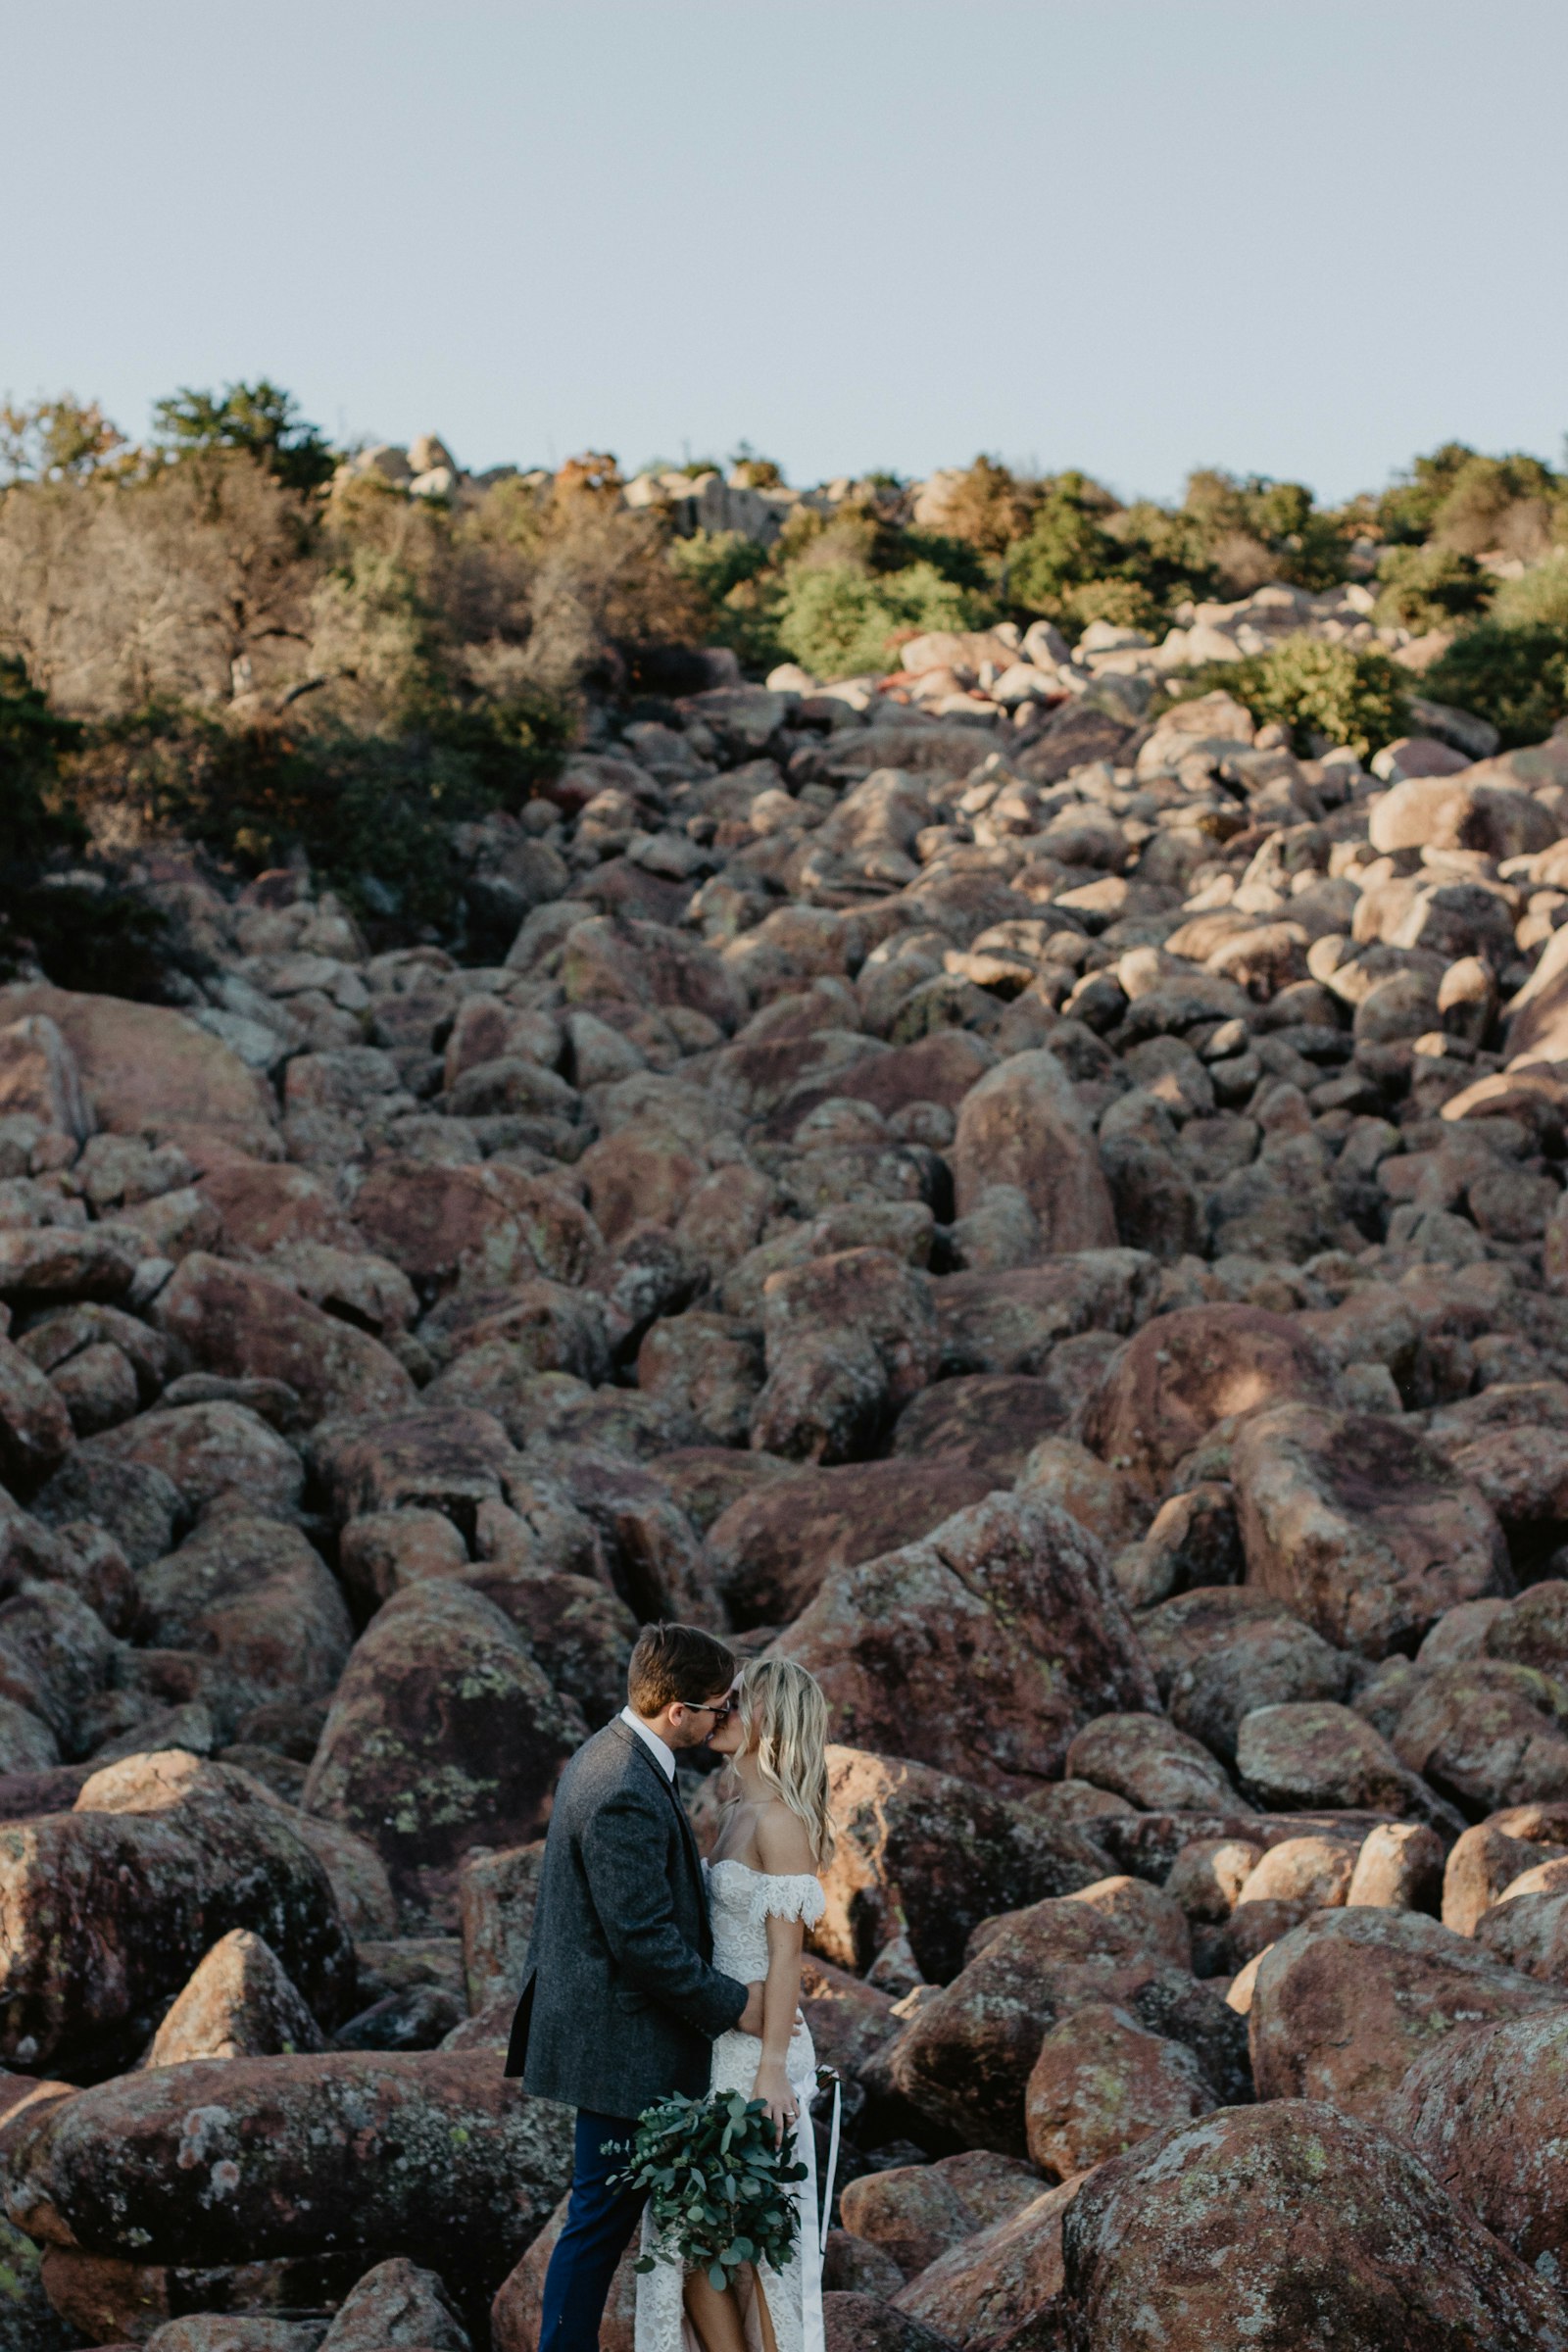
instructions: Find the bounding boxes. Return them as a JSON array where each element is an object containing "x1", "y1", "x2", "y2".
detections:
[{"x1": 754, "y1": 1803, "x2": 817, "y2": 1878}]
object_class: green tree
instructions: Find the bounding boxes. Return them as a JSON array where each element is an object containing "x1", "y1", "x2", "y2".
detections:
[
  {"x1": 151, "y1": 379, "x2": 335, "y2": 491},
  {"x1": 1004, "y1": 472, "x2": 1120, "y2": 618}
]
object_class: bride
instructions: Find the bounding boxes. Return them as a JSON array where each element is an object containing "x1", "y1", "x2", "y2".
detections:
[{"x1": 636, "y1": 1656, "x2": 834, "y2": 2352}]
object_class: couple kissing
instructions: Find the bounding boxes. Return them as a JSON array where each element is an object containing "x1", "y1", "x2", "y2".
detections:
[{"x1": 507, "y1": 1623, "x2": 835, "y2": 2352}]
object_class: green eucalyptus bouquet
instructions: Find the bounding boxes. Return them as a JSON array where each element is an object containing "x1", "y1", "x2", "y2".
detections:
[{"x1": 613, "y1": 2086, "x2": 808, "y2": 2293}]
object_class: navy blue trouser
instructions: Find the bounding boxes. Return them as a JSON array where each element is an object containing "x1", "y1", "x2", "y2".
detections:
[{"x1": 538, "y1": 2109, "x2": 646, "y2": 2352}]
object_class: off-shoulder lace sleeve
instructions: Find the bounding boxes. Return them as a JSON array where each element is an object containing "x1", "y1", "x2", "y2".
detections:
[{"x1": 747, "y1": 1872, "x2": 825, "y2": 1929}]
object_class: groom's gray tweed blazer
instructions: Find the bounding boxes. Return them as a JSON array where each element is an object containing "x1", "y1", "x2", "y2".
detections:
[{"x1": 505, "y1": 1717, "x2": 749, "y2": 2116}]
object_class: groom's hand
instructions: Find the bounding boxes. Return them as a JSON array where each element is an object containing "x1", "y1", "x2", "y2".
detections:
[{"x1": 739, "y1": 1981, "x2": 766, "y2": 2036}]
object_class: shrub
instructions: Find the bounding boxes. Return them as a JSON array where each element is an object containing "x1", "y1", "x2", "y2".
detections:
[
  {"x1": 1060, "y1": 575, "x2": 1167, "y2": 636},
  {"x1": 0, "y1": 656, "x2": 82, "y2": 858},
  {"x1": 1423, "y1": 620, "x2": 1568, "y2": 749},
  {"x1": 0, "y1": 660, "x2": 172, "y2": 997},
  {"x1": 87, "y1": 686, "x2": 569, "y2": 938},
  {"x1": 775, "y1": 559, "x2": 989, "y2": 680},
  {"x1": 1177, "y1": 636, "x2": 1410, "y2": 760},
  {"x1": 665, "y1": 529, "x2": 783, "y2": 668},
  {"x1": 1378, "y1": 444, "x2": 1564, "y2": 563},
  {"x1": 1373, "y1": 543, "x2": 1492, "y2": 634},
  {"x1": 1493, "y1": 552, "x2": 1568, "y2": 632},
  {"x1": 924, "y1": 457, "x2": 1038, "y2": 557}
]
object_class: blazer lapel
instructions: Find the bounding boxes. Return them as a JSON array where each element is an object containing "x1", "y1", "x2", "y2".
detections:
[{"x1": 614, "y1": 1721, "x2": 705, "y2": 1883}]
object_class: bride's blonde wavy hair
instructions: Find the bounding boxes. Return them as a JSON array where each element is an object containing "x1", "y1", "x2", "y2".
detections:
[{"x1": 730, "y1": 1657, "x2": 836, "y2": 1866}]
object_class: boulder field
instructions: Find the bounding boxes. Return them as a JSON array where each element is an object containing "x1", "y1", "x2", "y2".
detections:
[{"x1": 4, "y1": 673, "x2": 1568, "y2": 2347}]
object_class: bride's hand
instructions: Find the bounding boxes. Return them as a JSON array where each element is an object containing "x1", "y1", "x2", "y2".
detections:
[{"x1": 752, "y1": 2060, "x2": 798, "y2": 2147}]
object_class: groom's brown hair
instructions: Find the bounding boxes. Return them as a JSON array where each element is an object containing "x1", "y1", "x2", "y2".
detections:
[{"x1": 628, "y1": 1623, "x2": 736, "y2": 1714}]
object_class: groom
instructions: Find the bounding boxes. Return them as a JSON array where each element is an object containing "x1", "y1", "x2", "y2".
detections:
[{"x1": 507, "y1": 1622, "x2": 764, "y2": 2352}]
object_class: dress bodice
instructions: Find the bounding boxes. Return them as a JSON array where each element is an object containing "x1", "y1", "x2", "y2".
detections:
[{"x1": 706, "y1": 1857, "x2": 825, "y2": 1984}]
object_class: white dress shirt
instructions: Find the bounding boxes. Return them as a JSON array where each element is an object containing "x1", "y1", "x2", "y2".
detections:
[{"x1": 619, "y1": 1703, "x2": 676, "y2": 1782}]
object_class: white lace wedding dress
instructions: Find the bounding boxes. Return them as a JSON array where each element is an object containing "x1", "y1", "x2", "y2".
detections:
[{"x1": 636, "y1": 1858, "x2": 826, "y2": 2352}]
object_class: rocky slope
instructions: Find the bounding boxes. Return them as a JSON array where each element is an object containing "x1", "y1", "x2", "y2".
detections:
[{"x1": 4, "y1": 641, "x2": 1568, "y2": 2349}]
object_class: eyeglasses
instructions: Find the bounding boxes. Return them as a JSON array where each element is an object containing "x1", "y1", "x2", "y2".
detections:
[{"x1": 681, "y1": 1696, "x2": 735, "y2": 1720}]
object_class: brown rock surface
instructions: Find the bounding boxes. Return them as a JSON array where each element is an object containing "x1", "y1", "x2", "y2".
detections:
[
  {"x1": 1081, "y1": 1304, "x2": 1338, "y2": 1499},
  {"x1": 838, "y1": 2149, "x2": 1040, "y2": 2281},
  {"x1": 4, "y1": 2051, "x2": 572, "y2": 2290},
  {"x1": 144, "y1": 1929, "x2": 328, "y2": 2066},
  {"x1": 157, "y1": 1257, "x2": 415, "y2": 1425},
  {"x1": 1025, "y1": 1998, "x2": 1215, "y2": 2177},
  {"x1": 1248, "y1": 1905, "x2": 1562, "y2": 2129},
  {"x1": 318, "y1": 2256, "x2": 470, "y2": 2350},
  {"x1": 1055, "y1": 2098, "x2": 1568, "y2": 2351},
  {"x1": 0, "y1": 986, "x2": 276, "y2": 1148},
  {"x1": 302, "y1": 1582, "x2": 583, "y2": 1906},
  {"x1": 816, "y1": 1745, "x2": 1108, "y2": 1983},
  {"x1": 705, "y1": 1457, "x2": 997, "y2": 1628},
  {"x1": 0, "y1": 1751, "x2": 352, "y2": 2068},
  {"x1": 888, "y1": 1876, "x2": 1244, "y2": 2152},
  {"x1": 1394, "y1": 2007, "x2": 1568, "y2": 2285},
  {"x1": 773, "y1": 1492, "x2": 1158, "y2": 1794},
  {"x1": 1232, "y1": 1403, "x2": 1511, "y2": 1658},
  {"x1": 891, "y1": 2176, "x2": 1082, "y2": 2346},
  {"x1": 951, "y1": 1049, "x2": 1116, "y2": 1250}
]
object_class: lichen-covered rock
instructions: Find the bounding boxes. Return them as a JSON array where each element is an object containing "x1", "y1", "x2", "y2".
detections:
[
  {"x1": 137, "y1": 1514, "x2": 354, "y2": 1714},
  {"x1": 1064, "y1": 1714, "x2": 1240, "y2": 1814},
  {"x1": 92, "y1": 1403, "x2": 305, "y2": 1520},
  {"x1": 889, "y1": 1374, "x2": 1069, "y2": 1480},
  {"x1": 458, "y1": 1841, "x2": 543, "y2": 2013},
  {"x1": 951, "y1": 1050, "x2": 1116, "y2": 1250},
  {"x1": 1232, "y1": 1403, "x2": 1511, "y2": 1658},
  {"x1": 1081, "y1": 1303, "x2": 1337, "y2": 1500},
  {"x1": 4, "y1": 2051, "x2": 573, "y2": 2292},
  {"x1": 751, "y1": 1247, "x2": 941, "y2": 1463},
  {"x1": 1394, "y1": 2007, "x2": 1568, "y2": 2286},
  {"x1": 1054, "y1": 2098, "x2": 1568, "y2": 2351},
  {"x1": 820, "y1": 2292, "x2": 965, "y2": 2352},
  {"x1": 773, "y1": 1493, "x2": 1159, "y2": 1794},
  {"x1": 143, "y1": 1929, "x2": 328, "y2": 2066},
  {"x1": 890, "y1": 2177, "x2": 1082, "y2": 2346},
  {"x1": 0, "y1": 985, "x2": 276, "y2": 1149},
  {"x1": 157, "y1": 1257, "x2": 415, "y2": 1424},
  {"x1": 1388, "y1": 1660, "x2": 1568, "y2": 1815},
  {"x1": 1025, "y1": 1998, "x2": 1217, "y2": 2177},
  {"x1": 0, "y1": 1752, "x2": 351, "y2": 2068},
  {"x1": 1234, "y1": 1699, "x2": 1459, "y2": 1830},
  {"x1": 302, "y1": 1582, "x2": 583, "y2": 1906},
  {"x1": 704, "y1": 1457, "x2": 995, "y2": 1629},
  {"x1": 838, "y1": 2150, "x2": 1041, "y2": 2282},
  {"x1": 351, "y1": 1159, "x2": 600, "y2": 1294},
  {"x1": 816, "y1": 1745, "x2": 1108, "y2": 1984},
  {"x1": 1248, "y1": 1905, "x2": 1561, "y2": 2129},
  {"x1": 933, "y1": 1250, "x2": 1155, "y2": 1380},
  {"x1": 1137, "y1": 1586, "x2": 1356, "y2": 1761},
  {"x1": 889, "y1": 1876, "x2": 1239, "y2": 2153},
  {"x1": 319, "y1": 2256, "x2": 471, "y2": 2351}
]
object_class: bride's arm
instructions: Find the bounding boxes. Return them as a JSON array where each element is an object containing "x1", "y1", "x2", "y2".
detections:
[{"x1": 751, "y1": 1811, "x2": 817, "y2": 2143}]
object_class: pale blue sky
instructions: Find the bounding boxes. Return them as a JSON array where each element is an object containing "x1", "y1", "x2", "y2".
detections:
[{"x1": 5, "y1": 0, "x2": 1566, "y2": 503}]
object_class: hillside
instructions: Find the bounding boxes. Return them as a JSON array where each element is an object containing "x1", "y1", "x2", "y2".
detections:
[{"x1": 3, "y1": 394, "x2": 1568, "y2": 2345}]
